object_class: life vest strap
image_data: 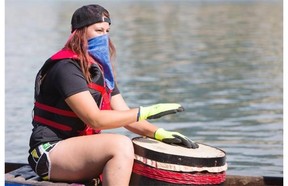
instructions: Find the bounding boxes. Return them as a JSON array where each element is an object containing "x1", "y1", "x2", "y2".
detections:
[
  {"x1": 35, "y1": 101, "x2": 77, "y2": 117},
  {"x1": 88, "y1": 83, "x2": 106, "y2": 95},
  {"x1": 33, "y1": 115, "x2": 72, "y2": 131}
]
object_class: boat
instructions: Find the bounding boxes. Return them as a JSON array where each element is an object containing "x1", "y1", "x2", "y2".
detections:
[{"x1": 5, "y1": 162, "x2": 283, "y2": 186}]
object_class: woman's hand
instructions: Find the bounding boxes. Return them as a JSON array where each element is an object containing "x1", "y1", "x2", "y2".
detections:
[
  {"x1": 137, "y1": 103, "x2": 184, "y2": 121},
  {"x1": 154, "y1": 128, "x2": 199, "y2": 149}
]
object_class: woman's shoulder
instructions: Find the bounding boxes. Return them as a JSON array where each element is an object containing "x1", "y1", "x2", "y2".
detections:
[
  {"x1": 50, "y1": 59, "x2": 81, "y2": 74},
  {"x1": 46, "y1": 59, "x2": 83, "y2": 81},
  {"x1": 53, "y1": 59, "x2": 81, "y2": 68}
]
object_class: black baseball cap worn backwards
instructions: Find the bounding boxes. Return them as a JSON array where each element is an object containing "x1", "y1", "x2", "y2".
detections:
[{"x1": 71, "y1": 4, "x2": 111, "y2": 33}]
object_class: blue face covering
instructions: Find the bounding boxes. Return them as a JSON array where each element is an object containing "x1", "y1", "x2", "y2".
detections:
[{"x1": 88, "y1": 34, "x2": 114, "y2": 90}]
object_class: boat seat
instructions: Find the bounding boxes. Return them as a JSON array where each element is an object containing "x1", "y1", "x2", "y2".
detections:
[
  {"x1": 7, "y1": 165, "x2": 40, "y2": 180},
  {"x1": 5, "y1": 164, "x2": 101, "y2": 186}
]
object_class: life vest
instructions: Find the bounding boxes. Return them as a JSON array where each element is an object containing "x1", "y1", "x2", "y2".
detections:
[{"x1": 33, "y1": 49, "x2": 112, "y2": 136}]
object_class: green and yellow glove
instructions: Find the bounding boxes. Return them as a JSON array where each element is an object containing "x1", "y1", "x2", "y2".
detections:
[
  {"x1": 154, "y1": 128, "x2": 199, "y2": 149},
  {"x1": 137, "y1": 103, "x2": 184, "y2": 121}
]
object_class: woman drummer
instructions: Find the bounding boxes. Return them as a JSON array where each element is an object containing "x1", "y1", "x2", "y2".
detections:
[{"x1": 28, "y1": 4, "x2": 198, "y2": 186}]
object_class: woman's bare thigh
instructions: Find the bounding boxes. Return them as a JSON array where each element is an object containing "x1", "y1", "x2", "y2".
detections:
[{"x1": 49, "y1": 133, "x2": 133, "y2": 182}]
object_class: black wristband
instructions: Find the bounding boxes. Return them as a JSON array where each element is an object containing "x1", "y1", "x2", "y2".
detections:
[{"x1": 137, "y1": 107, "x2": 141, "y2": 121}]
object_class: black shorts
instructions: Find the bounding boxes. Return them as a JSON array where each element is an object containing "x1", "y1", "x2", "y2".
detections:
[{"x1": 28, "y1": 142, "x2": 58, "y2": 180}]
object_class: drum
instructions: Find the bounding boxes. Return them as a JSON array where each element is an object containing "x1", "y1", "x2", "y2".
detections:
[{"x1": 130, "y1": 137, "x2": 227, "y2": 186}]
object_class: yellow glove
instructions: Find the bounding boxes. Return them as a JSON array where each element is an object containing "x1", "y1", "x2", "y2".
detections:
[
  {"x1": 137, "y1": 103, "x2": 184, "y2": 121},
  {"x1": 154, "y1": 128, "x2": 199, "y2": 149}
]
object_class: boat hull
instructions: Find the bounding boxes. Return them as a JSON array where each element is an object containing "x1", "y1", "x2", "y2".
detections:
[{"x1": 5, "y1": 162, "x2": 283, "y2": 186}]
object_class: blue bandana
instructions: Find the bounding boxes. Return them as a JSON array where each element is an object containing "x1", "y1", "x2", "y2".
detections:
[{"x1": 88, "y1": 34, "x2": 114, "y2": 90}]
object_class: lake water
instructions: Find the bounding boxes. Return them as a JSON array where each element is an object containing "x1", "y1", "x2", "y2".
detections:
[{"x1": 5, "y1": 0, "x2": 283, "y2": 177}]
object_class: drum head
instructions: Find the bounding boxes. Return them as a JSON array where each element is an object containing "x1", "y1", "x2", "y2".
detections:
[{"x1": 132, "y1": 137, "x2": 226, "y2": 168}]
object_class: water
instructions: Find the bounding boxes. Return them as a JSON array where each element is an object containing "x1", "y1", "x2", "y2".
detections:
[{"x1": 5, "y1": 0, "x2": 282, "y2": 177}]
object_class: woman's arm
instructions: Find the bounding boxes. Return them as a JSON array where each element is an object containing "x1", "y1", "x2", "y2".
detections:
[
  {"x1": 110, "y1": 94, "x2": 158, "y2": 138},
  {"x1": 65, "y1": 91, "x2": 139, "y2": 130},
  {"x1": 65, "y1": 91, "x2": 180, "y2": 131}
]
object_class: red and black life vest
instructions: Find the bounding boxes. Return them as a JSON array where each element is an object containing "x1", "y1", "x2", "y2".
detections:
[{"x1": 33, "y1": 49, "x2": 112, "y2": 136}]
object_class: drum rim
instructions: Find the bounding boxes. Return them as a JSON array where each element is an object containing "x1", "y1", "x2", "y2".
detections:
[{"x1": 132, "y1": 137, "x2": 226, "y2": 167}]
